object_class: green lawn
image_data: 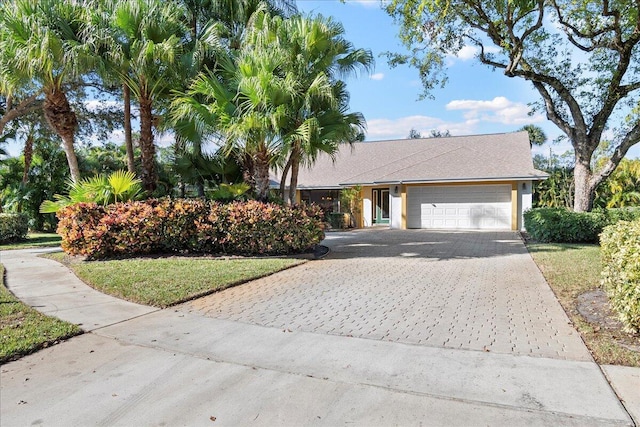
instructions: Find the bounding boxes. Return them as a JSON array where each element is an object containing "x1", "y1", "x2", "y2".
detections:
[
  {"x1": 0, "y1": 264, "x2": 81, "y2": 364},
  {"x1": 0, "y1": 233, "x2": 62, "y2": 250},
  {"x1": 45, "y1": 253, "x2": 305, "y2": 308},
  {"x1": 528, "y1": 242, "x2": 640, "y2": 367}
]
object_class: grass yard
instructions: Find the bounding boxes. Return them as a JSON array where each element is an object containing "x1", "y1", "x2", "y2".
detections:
[
  {"x1": 528, "y1": 242, "x2": 640, "y2": 367},
  {"x1": 0, "y1": 264, "x2": 81, "y2": 364},
  {"x1": 45, "y1": 253, "x2": 304, "y2": 308},
  {"x1": 0, "y1": 233, "x2": 62, "y2": 250}
]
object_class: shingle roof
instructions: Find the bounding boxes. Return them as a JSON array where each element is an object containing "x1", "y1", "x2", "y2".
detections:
[{"x1": 272, "y1": 131, "x2": 548, "y2": 189}]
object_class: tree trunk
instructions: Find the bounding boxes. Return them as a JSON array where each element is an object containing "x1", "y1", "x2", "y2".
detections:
[
  {"x1": 22, "y1": 132, "x2": 33, "y2": 184},
  {"x1": 43, "y1": 86, "x2": 80, "y2": 182},
  {"x1": 138, "y1": 91, "x2": 157, "y2": 194},
  {"x1": 123, "y1": 84, "x2": 135, "y2": 174},
  {"x1": 279, "y1": 153, "x2": 293, "y2": 202},
  {"x1": 287, "y1": 143, "x2": 301, "y2": 205},
  {"x1": 573, "y1": 158, "x2": 596, "y2": 212},
  {"x1": 253, "y1": 146, "x2": 271, "y2": 202}
]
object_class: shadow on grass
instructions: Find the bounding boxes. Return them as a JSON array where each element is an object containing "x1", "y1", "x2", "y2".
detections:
[
  {"x1": 0, "y1": 233, "x2": 62, "y2": 250},
  {"x1": 526, "y1": 241, "x2": 600, "y2": 253}
]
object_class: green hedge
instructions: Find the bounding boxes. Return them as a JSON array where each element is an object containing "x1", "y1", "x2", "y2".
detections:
[
  {"x1": 0, "y1": 213, "x2": 29, "y2": 244},
  {"x1": 524, "y1": 208, "x2": 640, "y2": 244},
  {"x1": 600, "y1": 220, "x2": 640, "y2": 334},
  {"x1": 56, "y1": 199, "x2": 325, "y2": 259}
]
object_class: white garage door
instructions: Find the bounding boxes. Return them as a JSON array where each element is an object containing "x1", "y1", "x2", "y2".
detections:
[{"x1": 407, "y1": 184, "x2": 512, "y2": 229}]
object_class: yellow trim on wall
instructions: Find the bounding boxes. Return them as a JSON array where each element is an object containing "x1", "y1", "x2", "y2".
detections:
[
  {"x1": 358, "y1": 187, "x2": 365, "y2": 228},
  {"x1": 401, "y1": 184, "x2": 407, "y2": 229},
  {"x1": 511, "y1": 183, "x2": 518, "y2": 231}
]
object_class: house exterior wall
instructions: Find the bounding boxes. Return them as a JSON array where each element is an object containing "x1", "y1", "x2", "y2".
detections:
[
  {"x1": 518, "y1": 180, "x2": 533, "y2": 231},
  {"x1": 362, "y1": 186, "x2": 373, "y2": 227},
  {"x1": 390, "y1": 185, "x2": 402, "y2": 229},
  {"x1": 298, "y1": 180, "x2": 530, "y2": 231}
]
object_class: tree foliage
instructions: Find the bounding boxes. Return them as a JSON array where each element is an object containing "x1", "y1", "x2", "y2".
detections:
[{"x1": 386, "y1": 0, "x2": 640, "y2": 211}]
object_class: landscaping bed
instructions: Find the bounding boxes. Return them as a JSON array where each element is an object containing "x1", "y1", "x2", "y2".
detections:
[
  {"x1": 0, "y1": 264, "x2": 81, "y2": 364},
  {"x1": 527, "y1": 242, "x2": 640, "y2": 367},
  {"x1": 44, "y1": 252, "x2": 305, "y2": 308}
]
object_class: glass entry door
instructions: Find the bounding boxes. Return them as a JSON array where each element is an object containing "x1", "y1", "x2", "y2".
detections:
[{"x1": 372, "y1": 188, "x2": 390, "y2": 224}]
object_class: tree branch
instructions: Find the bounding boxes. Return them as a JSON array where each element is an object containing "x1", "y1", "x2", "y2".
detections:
[
  {"x1": 531, "y1": 81, "x2": 575, "y2": 138},
  {"x1": 591, "y1": 120, "x2": 640, "y2": 188},
  {"x1": 550, "y1": 0, "x2": 617, "y2": 52},
  {"x1": 0, "y1": 92, "x2": 43, "y2": 136}
]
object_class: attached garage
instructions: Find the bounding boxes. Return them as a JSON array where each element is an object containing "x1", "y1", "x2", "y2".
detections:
[
  {"x1": 277, "y1": 132, "x2": 548, "y2": 231},
  {"x1": 406, "y1": 184, "x2": 512, "y2": 230}
]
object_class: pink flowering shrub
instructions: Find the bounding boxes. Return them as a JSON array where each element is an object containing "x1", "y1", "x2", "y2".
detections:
[{"x1": 57, "y1": 199, "x2": 324, "y2": 259}]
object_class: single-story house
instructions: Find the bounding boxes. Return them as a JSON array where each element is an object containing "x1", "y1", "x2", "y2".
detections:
[{"x1": 274, "y1": 131, "x2": 548, "y2": 231}]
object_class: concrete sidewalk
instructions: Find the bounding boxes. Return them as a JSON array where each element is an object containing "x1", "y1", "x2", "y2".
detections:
[
  {"x1": 0, "y1": 248, "x2": 157, "y2": 330},
  {"x1": 0, "y1": 244, "x2": 638, "y2": 426}
]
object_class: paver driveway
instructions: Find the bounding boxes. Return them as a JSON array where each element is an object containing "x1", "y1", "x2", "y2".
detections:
[{"x1": 187, "y1": 229, "x2": 589, "y2": 361}]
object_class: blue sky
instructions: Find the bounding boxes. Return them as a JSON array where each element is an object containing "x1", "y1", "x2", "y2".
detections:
[{"x1": 297, "y1": 0, "x2": 640, "y2": 160}]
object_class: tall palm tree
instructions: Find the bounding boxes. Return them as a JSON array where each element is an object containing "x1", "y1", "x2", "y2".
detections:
[
  {"x1": 171, "y1": 44, "x2": 295, "y2": 201},
  {"x1": 107, "y1": 0, "x2": 187, "y2": 193},
  {"x1": 0, "y1": 0, "x2": 99, "y2": 182},
  {"x1": 168, "y1": 0, "x2": 297, "y2": 196},
  {"x1": 244, "y1": 12, "x2": 372, "y2": 204}
]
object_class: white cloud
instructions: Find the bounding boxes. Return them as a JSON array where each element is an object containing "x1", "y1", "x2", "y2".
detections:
[
  {"x1": 83, "y1": 99, "x2": 121, "y2": 112},
  {"x1": 370, "y1": 73, "x2": 385, "y2": 81},
  {"x1": 447, "y1": 44, "x2": 501, "y2": 63},
  {"x1": 456, "y1": 46, "x2": 478, "y2": 61},
  {"x1": 345, "y1": 0, "x2": 387, "y2": 8},
  {"x1": 365, "y1": 115, "x2": 476, "y2": 140},
  {"x1": 446, "y1": 96, "x2": 544, "y2": 126}
]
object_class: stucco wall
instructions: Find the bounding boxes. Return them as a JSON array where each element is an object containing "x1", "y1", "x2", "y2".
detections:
[
  {"x1": 390, "y1": 185, "x2": 402, "y2": 229},
  {"x1": 362, "y1": 186, "x2": 373, "y2": 227},
  {"x1": 518, "y1": 180, "x2": 533, "y2": 231}
]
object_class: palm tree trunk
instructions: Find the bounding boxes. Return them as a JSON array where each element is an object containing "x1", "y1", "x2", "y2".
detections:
[
  {"x1": 43, "y1": 85, "x2": 80, "y2": 182},
  {"x1": 253, "y1": 146, "x2": 271, "y2": 202},
  {"x1": 22, "y1": 132, "x2": 34, "y2": 184},
  {"x1": 279, "y1": 153, "x2": 293, "y2": 201},
  {"x1": 123, "y1": 84, "x2": 135, "y2": 174},
  {"x1": 138, "y1": 90, "x2": 157, "y2": 194},
  {"x1": 287, "y1": 143, "x2": 301, "y2": 205}
]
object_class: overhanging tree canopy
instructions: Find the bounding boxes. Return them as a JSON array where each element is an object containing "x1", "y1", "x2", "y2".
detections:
[{"x1": 386, "y1": 0, "x2": 640, "y2": 211}]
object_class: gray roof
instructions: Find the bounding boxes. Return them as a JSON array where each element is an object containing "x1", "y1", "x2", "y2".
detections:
[{"x1": 273, "y1": 131, "x2": 548, "y2": 189}]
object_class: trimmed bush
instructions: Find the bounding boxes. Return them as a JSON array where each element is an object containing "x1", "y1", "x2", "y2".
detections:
[
  {"x1": 600, "y1": 220, "x2": 640, "y2": 334},
  {"x1": 0, "y1": 213, "x2": 29, "y2": 244},
  {"x1": 57, "y1": 199, "x2": 324, "y2": 259},
  {"x1": 524, "y1": 207, "x2": 640, "y2": 244}
]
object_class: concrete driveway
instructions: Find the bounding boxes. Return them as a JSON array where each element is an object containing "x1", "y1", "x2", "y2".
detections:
[
  {"x1": 187, "y1": 229, "x2": 588, "y2": 360},
  {"x1": 0, "y1": 231, "x2": 634, "y2": 426}
]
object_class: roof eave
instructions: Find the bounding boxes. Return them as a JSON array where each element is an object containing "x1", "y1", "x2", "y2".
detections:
[{"x1": 339, "y1": 175, "x2": 549, "y2": 186}]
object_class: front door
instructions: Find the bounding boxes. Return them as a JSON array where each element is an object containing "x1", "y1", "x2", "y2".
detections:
[{"x1": 373, "y1": 188, "x2": 390, "y2": 224}]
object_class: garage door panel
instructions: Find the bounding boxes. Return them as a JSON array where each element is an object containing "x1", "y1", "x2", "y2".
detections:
[{"x1": 407, "y1": 185, "x2": 512, "y2": 230}]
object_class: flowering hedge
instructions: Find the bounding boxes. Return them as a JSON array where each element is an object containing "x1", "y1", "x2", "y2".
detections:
[{"x1": 57, "y1": 199, "x2": 325, "y2": 259}]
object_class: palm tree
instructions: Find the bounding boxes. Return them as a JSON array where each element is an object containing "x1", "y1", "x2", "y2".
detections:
[
  {"x1": 244, "y1": 12, "x2": 372, "y2": 204},
  {"x1": 40, "y1": 170, "x2": 143, "y2": 213},
  {"x1": 172, "y1": 43, "x2": 295, "y2": 201},
  {"x1": 168, "y1": 0, "x2": 297, "y2": 197},
  {"x1": 106, "y1": 0, "x2": 187, "y2": 193},
  {"x1": 0, "y1": 0, "x2": 99, "y2": 182},
  {"x1": 518, "y1": 124, "x2": 547, "y2": 147}
]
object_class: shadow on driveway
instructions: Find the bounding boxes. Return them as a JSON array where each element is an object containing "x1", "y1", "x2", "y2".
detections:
[{"x1": 322, "y1": 228, "x2": 527, "y2": 261}]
